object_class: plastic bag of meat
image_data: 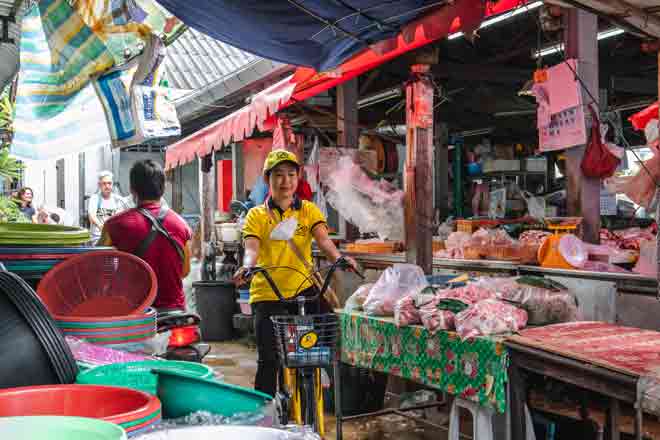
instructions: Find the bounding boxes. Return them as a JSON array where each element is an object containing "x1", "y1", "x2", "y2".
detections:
[
  {"x1": 363, "y1": 264, "x2": 428, "y2": 316},
  {"x1": 394, "y1": 294, "x2": 421, "y2": 327},
  {"x1": 487, "y1": 276, "x2": 579, "y2": 325},
  {"x1": 437, "y1": 283, "x2": 496, "y2": 304},
  {"x1": 345, "y1": 283, "x2": 375, "y2": 313},
  {"x1": 419, "y1": 296, "x2": 456, "y2": 334},
  {"x1": 455, "y1": 299, "x2": 528, "y2": 339}
]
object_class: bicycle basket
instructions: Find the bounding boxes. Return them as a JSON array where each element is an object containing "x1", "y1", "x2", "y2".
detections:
[{"x1": 271, "y1": 314, "x2": 339, "y2": 368}]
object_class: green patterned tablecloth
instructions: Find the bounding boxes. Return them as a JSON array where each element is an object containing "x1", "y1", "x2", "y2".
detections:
[{"x1": 339, "y1": 311, "x2": 509, "y2": 413}]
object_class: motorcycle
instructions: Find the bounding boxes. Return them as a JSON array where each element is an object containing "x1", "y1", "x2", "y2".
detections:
[{"x1": 156, "y1": 310, "x2": 210, "y2": 363}]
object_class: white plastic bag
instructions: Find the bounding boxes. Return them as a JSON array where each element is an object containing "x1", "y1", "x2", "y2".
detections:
[
  {"x1": 363, "y1": 264, "x2": 428, "y2": 316},
  {"x1": 345, "y1": 283, "x2": 374, "y2": 313},
  {"x1": 270, "y1": 217, "x2": 299, "y2": 241},
  {"x1": 523, "y1": 191, "x2": 546, "y2": 220}
]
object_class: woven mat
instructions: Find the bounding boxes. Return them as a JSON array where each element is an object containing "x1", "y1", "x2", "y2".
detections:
[{"x1": 507, "y1": 321, "x2": 660, "y2": 378}]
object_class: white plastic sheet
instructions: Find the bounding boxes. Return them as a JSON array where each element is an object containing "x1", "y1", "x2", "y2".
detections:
[{"x1": 325, "y1": 156, "x2": 404, "y2": 240}]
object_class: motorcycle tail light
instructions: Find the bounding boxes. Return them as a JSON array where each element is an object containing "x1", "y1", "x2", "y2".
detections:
[{"x1": 169, "y1": 325, "x2": 200, "y2": 347}]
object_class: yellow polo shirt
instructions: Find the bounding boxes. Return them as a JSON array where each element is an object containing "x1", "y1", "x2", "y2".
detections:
[{"x1": 242, "y1": 198, "x2": 326, "y2": 303}]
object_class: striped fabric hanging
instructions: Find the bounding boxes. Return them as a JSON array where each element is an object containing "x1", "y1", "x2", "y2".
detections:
[{"x1": 11, "y1": 0, "x2": 115, "y2": 159}]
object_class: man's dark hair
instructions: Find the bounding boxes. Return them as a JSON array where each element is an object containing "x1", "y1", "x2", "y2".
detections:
[{"x1": 130, "y1": 160, "x2": 165, "y2": 201}]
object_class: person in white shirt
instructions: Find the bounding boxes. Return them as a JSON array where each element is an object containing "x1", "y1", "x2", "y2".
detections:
[{"x1": 87, "y1": 171, "x2": 127, "y2": 244}]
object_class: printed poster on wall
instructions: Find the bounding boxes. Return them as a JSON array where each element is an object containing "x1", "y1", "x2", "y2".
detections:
[{"x1": 536, "y1": 59, "x2": 588, "y2": 152}]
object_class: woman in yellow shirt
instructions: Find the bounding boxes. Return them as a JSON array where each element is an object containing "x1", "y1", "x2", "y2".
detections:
[{"x1": 235, "y1": 149, "x2": 357, "y2": 397}]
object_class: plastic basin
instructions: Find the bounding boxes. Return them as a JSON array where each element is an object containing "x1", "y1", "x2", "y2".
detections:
[
  {"x1": 0, "y1": 416, "x2": 127, "y2": 440},
  {"x1": 0, "y1": 223, "x2": 91, "y2": 246},
  {"x1": 76, "y1": 360, "x2": 214, "y2": 395},
  {"x1": 136, "y1": 426, "x2": 308, "y2": 440},
  {"x1": 0, "y1": 384, "x2": 161, "y2": 425},
  {"x1": 154, "y1": 369, "x2": 271, "y2": 419}
]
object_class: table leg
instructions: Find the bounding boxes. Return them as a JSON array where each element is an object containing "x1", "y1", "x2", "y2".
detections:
[
  {"x1": 509, "y1": 360, "x2": 527, "y2": 440},
  {"x1": 606, "y1": 398, "x2": 620, "y2": 440},
  {"x1": 334, "y1": 360, "x2": 343, "y2": 440},
  {"x1": 635, "y1": 404, "x2": 643, "y2": 440}
]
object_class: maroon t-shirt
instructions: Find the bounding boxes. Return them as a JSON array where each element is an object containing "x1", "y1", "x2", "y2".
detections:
[{"x1": 104, "y1": 202, "x2": 192, "y2": 310}]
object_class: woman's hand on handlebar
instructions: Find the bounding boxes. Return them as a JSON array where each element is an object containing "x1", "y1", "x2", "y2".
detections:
[
  {"x1": 233, "y1": 266, "x2": 252, "y2": 286},
  {"x1": 336, "y1": 255, "x2": 364, "y2": 279}
]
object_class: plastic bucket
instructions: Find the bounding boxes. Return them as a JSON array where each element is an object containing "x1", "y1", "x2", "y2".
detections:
[
  {"x1": 193, "y1": 281, "x2": 236, "y2": 341},
  {"x1": 0, "y1": 416, "x2": 127, "y2": 440},
  {"x1": 76, "y1": 360, "x2": 214, "y2": 395}
]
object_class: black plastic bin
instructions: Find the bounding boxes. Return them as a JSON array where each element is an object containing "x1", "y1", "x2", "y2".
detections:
[{"x1": 193, "y1": 281, "x2": 237, "y2": 341}]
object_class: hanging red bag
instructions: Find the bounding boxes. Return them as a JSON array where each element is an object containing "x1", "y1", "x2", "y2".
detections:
[{"x1": 581, "y1": 105, "x2": 620, "y2": 178}]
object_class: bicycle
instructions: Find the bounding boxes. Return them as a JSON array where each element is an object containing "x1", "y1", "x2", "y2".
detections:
[{"x1": 245, "y1": 257, "x2": 362, "y2": 436}]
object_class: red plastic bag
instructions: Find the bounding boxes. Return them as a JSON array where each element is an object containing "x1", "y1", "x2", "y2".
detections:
[
  {"x1": 581, "y1": 105, "x2": 620, "y2": 178},
  {"x1": 629, "y1": 102, "x2": 659, "y2": 131}
]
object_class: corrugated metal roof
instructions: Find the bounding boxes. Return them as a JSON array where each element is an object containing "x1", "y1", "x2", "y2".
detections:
[
  {"x1": 164, "y1": 28, "x2": 259, "y2": 91},
  {"x1": 0, "y1": 0, "x2": 25, "y2": 91}
]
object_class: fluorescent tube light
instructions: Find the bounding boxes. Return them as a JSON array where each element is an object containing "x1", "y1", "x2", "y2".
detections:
[
  {"x1": 357, "y1": 87, "x2": 403, "y2": 109},
  {"x1": 534, "y1": 28, "x2": 625, "y2": 57},
  {"x1": 448, "y1": 1, "x2": 544, "y2": 40}
]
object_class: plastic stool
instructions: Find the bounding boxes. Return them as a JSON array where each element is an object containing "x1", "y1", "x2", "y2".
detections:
[
  {"x1": 449, "y1": 397, "x2": 536, "y2": 440},
  {"x1": 449, "y1": 397, "x2": 494, "y2": 440}
]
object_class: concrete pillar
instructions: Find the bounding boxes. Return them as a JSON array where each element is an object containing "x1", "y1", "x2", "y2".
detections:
[{"x1": 563, "y1": 8, "x2": 600, "y2": 244}]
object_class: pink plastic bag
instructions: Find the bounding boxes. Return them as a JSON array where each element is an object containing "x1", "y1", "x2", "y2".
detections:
[{"x1": 455, "y1": 299, "x2": 528, "y2": 339}]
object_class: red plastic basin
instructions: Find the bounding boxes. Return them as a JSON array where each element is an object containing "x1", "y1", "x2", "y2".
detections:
[{"x1": 0, "y1": 384, "x2": 160, "y2": 425}]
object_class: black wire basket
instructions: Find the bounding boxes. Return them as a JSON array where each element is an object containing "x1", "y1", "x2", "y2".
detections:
[{"x1": 271, "y1": 314, "x2": 339, "y2": 368}]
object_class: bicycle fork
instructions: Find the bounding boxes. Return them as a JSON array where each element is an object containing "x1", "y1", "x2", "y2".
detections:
[{"x1": 283, "y1": 367, "x2": 325, "y2": 436}]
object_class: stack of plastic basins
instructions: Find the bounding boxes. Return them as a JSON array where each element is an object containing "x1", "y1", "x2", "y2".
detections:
[
  {"x1": 0, "y1": 270, "x2": 78, "y2": 388},
  {"x1": 0, "y1": 223, "x2": 94, "y2": 286},
  {"x1": 36, "y1": 250, "x2": 158, "y2": 346},
  {"x1": 0, "y1": 384, "x2": 162, "y2": 437}
]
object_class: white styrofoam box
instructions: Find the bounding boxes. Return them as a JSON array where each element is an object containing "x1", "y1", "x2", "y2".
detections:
[{"x1": 482, "y1": 159, "x2": 521, "y2": 173}]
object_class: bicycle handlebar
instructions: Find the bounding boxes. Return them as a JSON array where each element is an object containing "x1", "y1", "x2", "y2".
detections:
[{"x1": 245, "y1": 257, "x2": 363, "y2": 304}]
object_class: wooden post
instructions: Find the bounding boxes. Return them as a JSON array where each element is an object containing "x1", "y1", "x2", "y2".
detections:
[
  {"x1": 171, "y1": 166, "x2": 183, "y2": 213},
  {"x1": 337, "y1": 79, "x2": 360, "y2": 240},
  {"x1": 435, "y1": 122, "x2": 449, "y2": 222},
  {"x1": 563, "y1": 8, "x2": 600, "y2": 244},
  {"x1": 232, "y1": 142, "x2": 245, "y2": 201},
  {"x1": 201, "y1": 154, "x2": 214, "y2": 280},
  {"x1": 656, "y1": 49, "x2": 660, "y2": 302},
  {"x1": 405, "y1": 64, "x2": 434, "y2": 274}
]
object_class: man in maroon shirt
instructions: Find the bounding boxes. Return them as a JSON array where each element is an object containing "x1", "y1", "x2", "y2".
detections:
[{"x1": 99, "y1": 160, "x2": 192, "y2": 311}]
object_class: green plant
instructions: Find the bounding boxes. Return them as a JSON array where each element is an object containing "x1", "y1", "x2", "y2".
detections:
[
  {"x1": 0, "y1": 195, "x2": 27, "y2": 223},
  {"x1": 0, "y1": 146, "x2": 22, "y2": 182},
  {"x1": 0, "y1": 93, "x2": 12, "y2": 133}
]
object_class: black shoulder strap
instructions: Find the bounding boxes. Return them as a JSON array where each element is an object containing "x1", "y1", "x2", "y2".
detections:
[{"x1": 134, "y1": 207, "x2": 185, "y2": 262}]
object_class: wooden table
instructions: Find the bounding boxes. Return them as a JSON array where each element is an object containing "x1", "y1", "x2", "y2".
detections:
[{"x1": 506, "y1": 341, "x2": 642, "y2": 440}]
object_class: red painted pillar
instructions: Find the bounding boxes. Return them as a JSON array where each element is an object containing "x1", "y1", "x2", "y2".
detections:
[{"x1": 404, "y1": 64, "x2": 434, "y2": 273}]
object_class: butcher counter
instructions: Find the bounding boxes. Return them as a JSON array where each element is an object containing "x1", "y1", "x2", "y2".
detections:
[{"x1": 313, "y1": 250, "x2": 660, "y2": 330}]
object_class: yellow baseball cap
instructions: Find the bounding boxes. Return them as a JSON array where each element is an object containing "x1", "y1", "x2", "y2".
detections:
[{"x1": 263, "y1": 149, "x2": 300, "y2": 174}]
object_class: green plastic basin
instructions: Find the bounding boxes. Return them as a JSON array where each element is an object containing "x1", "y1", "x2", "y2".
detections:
[
  {"x1": 0, "y1": 416, "x2": 127, "y2": 440},
  {"x1": 0, "y1": 223, "x2": 91, "y2": 246},
  {"x1": 76, "y1": 360, "x2": 214, "y2": 395},
  {"x1": 154, "y1": 369, "x2": 271, "y2": 419}
]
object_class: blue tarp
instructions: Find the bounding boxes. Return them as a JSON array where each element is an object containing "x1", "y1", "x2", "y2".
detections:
[{"x1": 153, "y1": 0, "x2": 444, "y2": 71}]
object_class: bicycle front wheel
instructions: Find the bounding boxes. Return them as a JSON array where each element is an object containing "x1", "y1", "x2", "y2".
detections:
[{"x1": 300, "y1": 369, "x2": 318, "y2": 432}]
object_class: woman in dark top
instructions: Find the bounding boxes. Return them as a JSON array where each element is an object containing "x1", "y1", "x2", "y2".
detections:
[{"x1": 16, "y1": 187, "x2": 36, "y2": 222}]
